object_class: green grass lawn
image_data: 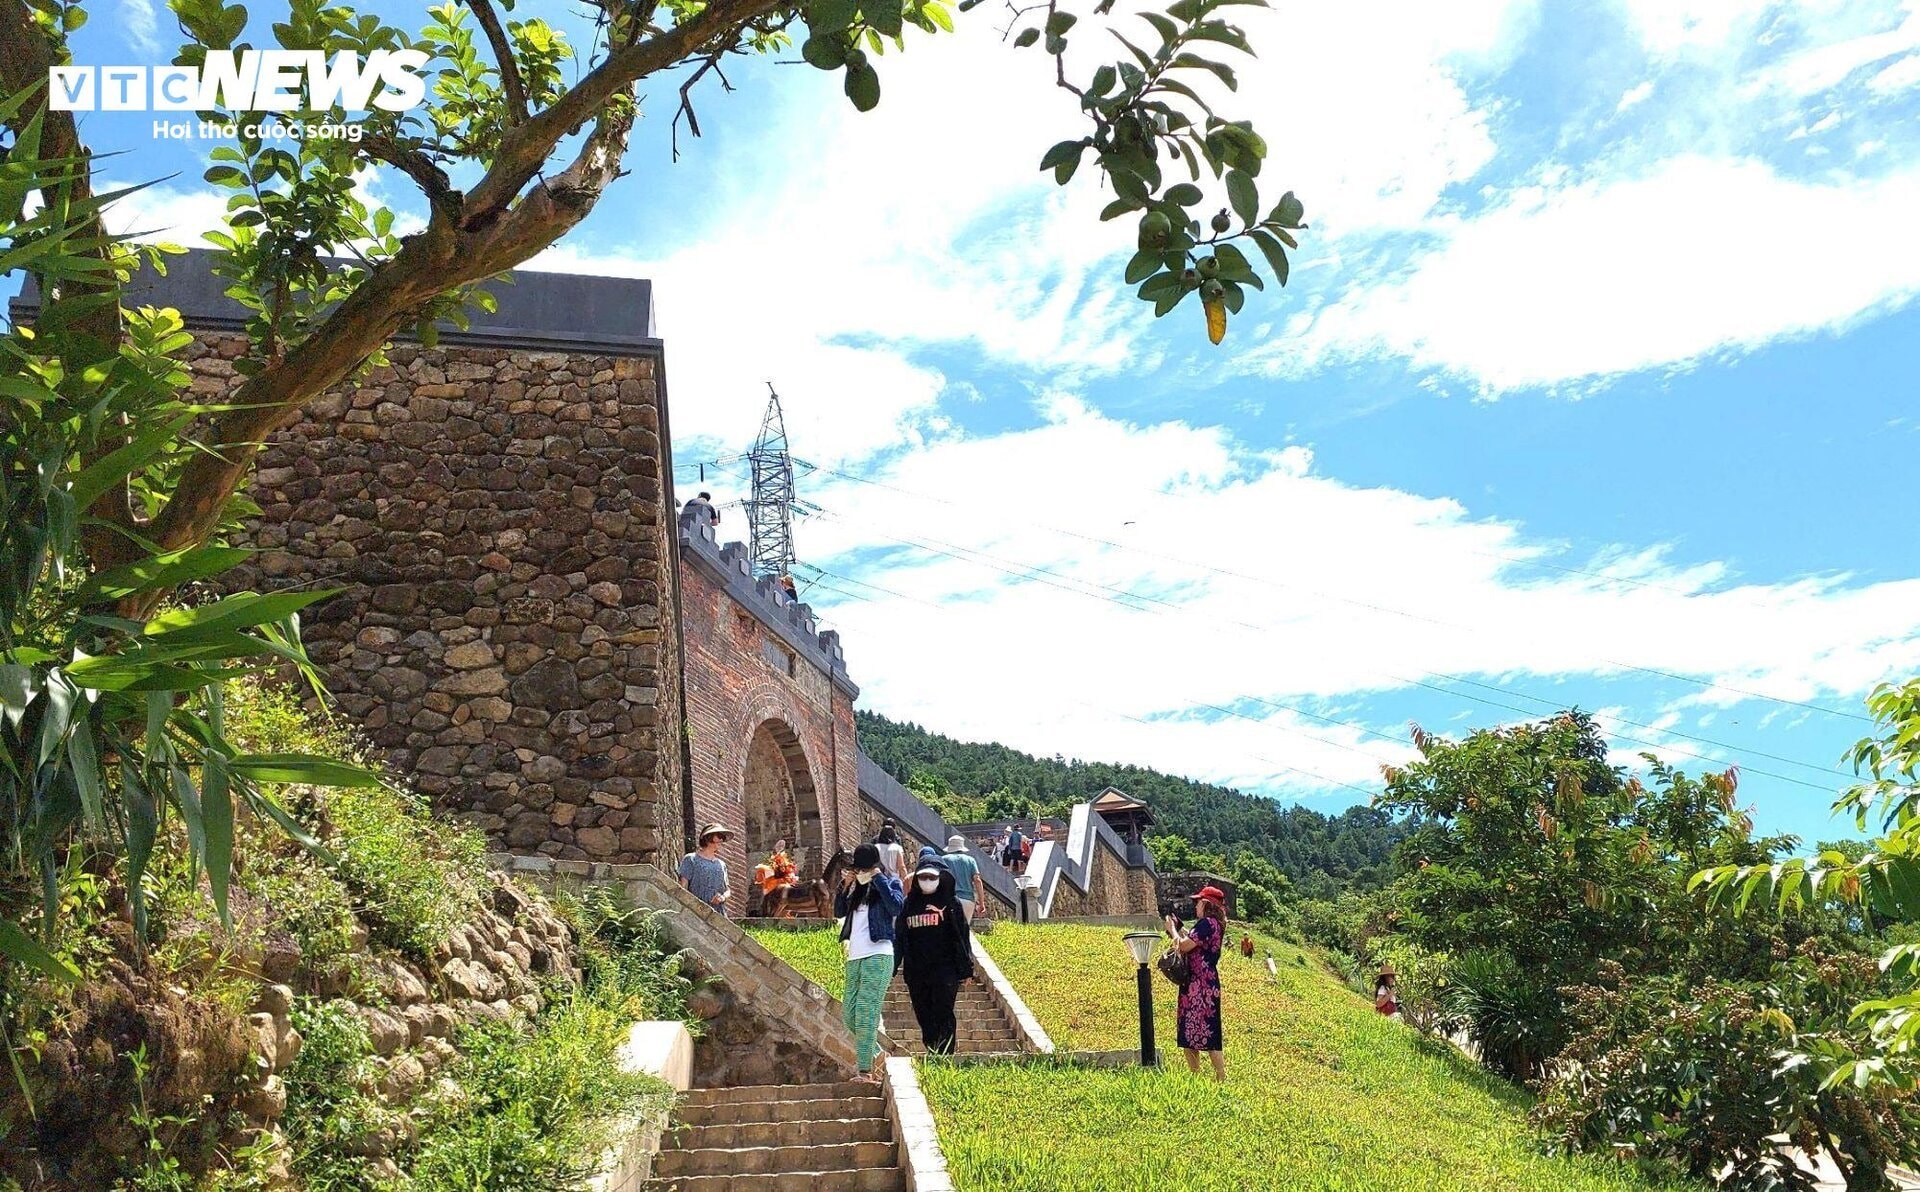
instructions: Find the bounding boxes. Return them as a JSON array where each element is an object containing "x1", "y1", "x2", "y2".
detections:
[
  {"x1": 910, "y1": 922, "x2": 1697, "y2": 1192},
  {"x1": 744, "y1": 924, "x2": 846, "y2": 1000}
]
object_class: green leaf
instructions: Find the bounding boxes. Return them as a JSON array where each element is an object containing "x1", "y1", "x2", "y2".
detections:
[
  {"x1": 1141, "y1": 12, "x2": 1178, "y2": 45},
  {"x1": 1088, "y1": 65, "x2": 1116, "y2": 98},
  {"x1": 76, "y1": 546, "x2": 253, "y2": 604},
  {"x1": 67, "y1": 724, "x2": 104, "y2": 831},
  {"x1": 0, "y1": 919, "x2": 80, "y2": 986},
  {"x1": 1125, "y1": 251, "x2": 1162, "y2": 284},
  {"x1": 229, "y1": 752, "x2": 383, "y2": 788},
  {"x1": 144, "y1": 589, "x2": 341, "y2": 640},
  {"x1": 1040, "y1": 139, "x2": 1087, "y2": 171},
  {"x1": 1225, "y1": 168, "x2": 1257, "y2": 227},
  {"x1": 1271, "y1": 189, "x2": 1305, "y2": 227},
  {"x1": 1014, "y1": 27, "x2": 1039, "y2": 48},
  {"x1": 1045, "y1": 10, "x2": 1077, "y2": 37},
  {"x1": 68, "y1": 414, "x2": 194, "y2": 510},
  {"x1": 1163, "y1": 182, "x2": 1203, "y2": 207},
  {"x1": 1099, "y1": 198, "x2": 1140, "y2": 221},
  {"x1": 844, "y1": 61, "x2": 881, "y2": 110},
  {"x1": 1214, "y1": 242, "x2": 1259, "y2": 287},
  {"x1": 1138, "y1": 271, "x2": 1182, "y2": 300},
  {"x1": 204, "y1": 752, "x2": 234, "y2": 928},
  {"x1": 1250, "y1": 228, "x2": 1290, "y2": 286},
  {"x1": 1170, "y1": 52, "x2": 1237, "y2": 91},
  {"x1": 869, "y1": 1, "x2": 903, "y2": 37},
  {"x1": 202, "y1": 165, "x2": 247, "y2": 187}
]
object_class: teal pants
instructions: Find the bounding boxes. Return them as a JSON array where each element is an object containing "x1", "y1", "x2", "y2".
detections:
[{"x1": 842, "y1": 953, "x2": 893, "y2": 1073}]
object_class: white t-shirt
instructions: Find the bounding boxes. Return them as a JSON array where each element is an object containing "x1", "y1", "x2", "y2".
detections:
[
  {"x1": 875, "y1": 841, "x2": 904, "y2": 876},
  {"x1": 844, "y1": 898, "x2": 893, "y2": 962}
]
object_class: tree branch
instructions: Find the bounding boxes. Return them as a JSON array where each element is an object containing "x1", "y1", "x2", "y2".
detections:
[
  {"x1": 463, "y1": 0, "x2": 779, "y2": 220},
  {"x1": 465, "y1": 0, "x2": 530, "y2": 123},
  {"x1": 671, "y1": 55, "x2": 734, "y2": 163},
  {"x1": 133, "y1": 0, "x2": 780, "y2": 586}
]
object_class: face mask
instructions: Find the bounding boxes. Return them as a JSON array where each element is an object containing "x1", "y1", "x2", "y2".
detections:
[
  {"x1": 917, "y1": 878, "x2": 939, "y2": 893},
  {"x1": 855, "y1": 871, "x2": 874, "y2": 885}
]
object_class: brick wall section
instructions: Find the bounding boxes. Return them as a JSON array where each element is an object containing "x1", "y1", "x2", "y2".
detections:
[
  {"x1": 192, "y1": 331, "x2": 684, "y2": 865},
  {"x1": 677, "y1": 513, "x2": 859, "y2": 914}
]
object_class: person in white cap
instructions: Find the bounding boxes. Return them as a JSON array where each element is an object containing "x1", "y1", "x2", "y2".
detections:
[{"x1": 943, "y1": 834, "x2": 980, "y2": 923}]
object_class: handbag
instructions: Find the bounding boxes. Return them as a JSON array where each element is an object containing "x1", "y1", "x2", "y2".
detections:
[{"x1": 1157, "y1": 945, "x2": 1190, "y2": 987}]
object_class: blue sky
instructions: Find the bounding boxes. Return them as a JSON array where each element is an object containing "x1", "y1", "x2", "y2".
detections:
[{"x1": 22, "y1": 0, "x2": 1920, "y2": 848}]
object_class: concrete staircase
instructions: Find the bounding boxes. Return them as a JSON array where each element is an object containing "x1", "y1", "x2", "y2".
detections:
[
  {"x1": 649, "y1": 1082, "x2": 905, "y2": 1191},
  {"x1": 883, "y1": 977, "x2": 1022, "y2": 1056}
]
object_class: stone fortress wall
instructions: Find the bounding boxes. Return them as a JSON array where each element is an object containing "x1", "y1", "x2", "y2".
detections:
[
  {"x1": 123, "y1": 252, "x2": 688, "y2": 867},
  {"x1": 82, "y1": 252, "x2": 1157, "y2": 920}
]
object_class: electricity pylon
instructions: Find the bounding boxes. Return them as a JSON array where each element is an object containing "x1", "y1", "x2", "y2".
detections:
[{"x1": 746, "y1": 384, "x2": 797, "y2": 579}]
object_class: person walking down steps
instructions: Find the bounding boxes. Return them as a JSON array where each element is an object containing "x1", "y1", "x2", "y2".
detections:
[
  {"x1": 895, "y1": 854, "x2": 974, "y2": 1055},
  {"x1": 836, "y1": 843, "x2": 903, "y2": 1083},
  {"x1": 943, "y1": 834, "x2": 981, "y2": 923}
]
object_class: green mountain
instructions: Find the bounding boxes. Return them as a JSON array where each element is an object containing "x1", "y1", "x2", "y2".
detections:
[{"x1": 856, "y1": 709, "x2": 1409, "y2": 899}]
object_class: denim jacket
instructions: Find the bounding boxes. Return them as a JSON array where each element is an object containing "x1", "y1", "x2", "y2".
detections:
[{"x1": 835, "y1": 874, "x2": 904, "y2": 945}]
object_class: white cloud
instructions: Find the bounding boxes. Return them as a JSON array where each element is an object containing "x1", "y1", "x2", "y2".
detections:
[
  {"x1": 788, "y1": 403, "x2": 1914, "y2": 797},
  {"x1": 120, "y1": 0, "x2": 161, "y2": 58},
  {"x1": 1618, "y1": 81, "x2": 1656, "y2": 111},
  {"x1": 1278, "y1": 155, "x2": 1920, "y2": 391}
]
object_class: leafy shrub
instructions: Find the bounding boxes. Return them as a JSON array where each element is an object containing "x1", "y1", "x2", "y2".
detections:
[
  {"x1": 277, "y1": 999, "x2": 392, "y2": 1192},
  {"x1": 1441, "y1": 949, "x2": 1563, "y2": 1083},
  {"x1": 1535, "y1": 952, "x2": 1920, "y2": 1191},
  {"x1": 223, "y1": 678, "x2": 483, "y2": 963}
]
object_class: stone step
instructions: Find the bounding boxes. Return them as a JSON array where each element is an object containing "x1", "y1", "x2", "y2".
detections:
[
  {"x1": 682, "y1": 1082, "x2": 875, "y2": 1105},
  {"x1": 655, "y1": 1140, "x2": 898, "y2": 1178},
  {"x1": 879, "y1": 1021, "x2": 1013, "y2": 1036},
  {"x1": 650, "y1": 1167, "x2": 905, "y2": 1192},
  {"x1": 678, "y1": 1094, "x2": 886, "y2": 1128},
  {"x1": 668, "y1": 1116, "x2": 892, "y2": 1151}
]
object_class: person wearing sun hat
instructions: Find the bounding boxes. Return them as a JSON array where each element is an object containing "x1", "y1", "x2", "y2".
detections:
[
  {"x1": 834, "y1": 842, "x2": 904, "y2": 1082},
  {"x1": 1374, "y1": 961, "x2": 1400, "y2": 1017},
  {"x1": 943, "y1": 834, "x2": 981, "y2": 924},
  {"x1": 1165, "y1": 884, "x2": 1228, "y2": 1081},
  {"x1": 677, "y1": 822, "x2": 735, "y2": 916}
]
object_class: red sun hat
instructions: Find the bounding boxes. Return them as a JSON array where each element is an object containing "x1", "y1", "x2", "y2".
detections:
[{"x1": 1192, "y1": 886, "x2": 1227, "y2": 903}]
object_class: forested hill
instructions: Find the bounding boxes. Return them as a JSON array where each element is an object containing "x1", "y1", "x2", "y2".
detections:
[{"x1": 856, "y1": 710, "x2": 1411, "y2": 897}]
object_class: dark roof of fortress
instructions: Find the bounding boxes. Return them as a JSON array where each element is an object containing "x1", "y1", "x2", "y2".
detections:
[{"x1": 10, "y1": 247, "x2": 660, "y2": 356}]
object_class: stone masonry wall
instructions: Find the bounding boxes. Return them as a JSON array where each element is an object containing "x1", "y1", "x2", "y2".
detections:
[
  {"x1": 1044, "y1": 836, "x2": 1161, "y2": 918},
  {"x1": 192, "y1": 331, "x2": 685, "y2": 865}
]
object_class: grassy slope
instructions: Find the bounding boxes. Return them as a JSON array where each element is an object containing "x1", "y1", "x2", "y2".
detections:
[
  {"x1": 744, "y1": 924, "x2": 847, "y2": 1000},
  {"x1": 908, "y1": 923, "x2": 1694, "y2": 1192}
]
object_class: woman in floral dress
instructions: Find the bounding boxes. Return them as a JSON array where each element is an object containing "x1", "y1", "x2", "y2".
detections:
[{"x1": 1166, "y1": 885, "x2": 1228, "y2": 1081}]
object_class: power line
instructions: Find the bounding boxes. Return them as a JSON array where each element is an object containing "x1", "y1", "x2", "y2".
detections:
[
  {"x1": 792, "y1": 457, "x2": 1873, "y2": 725},
  {"x1": 793, "y1": 509, "x2": 1843, "y2": 794},
  {"x1": 797, "y1": 569, "x2": 1385, "y2": 801}
]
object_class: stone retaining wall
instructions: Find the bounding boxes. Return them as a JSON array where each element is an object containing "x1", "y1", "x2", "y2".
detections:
[{"x1": 491, "y1": 854, "x2": 858, "y2": 1086}]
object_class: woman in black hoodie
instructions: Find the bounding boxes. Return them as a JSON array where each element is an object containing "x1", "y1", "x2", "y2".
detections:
[{"x1": 895, "y1": 854, "x2": 974, "y2": 1055}]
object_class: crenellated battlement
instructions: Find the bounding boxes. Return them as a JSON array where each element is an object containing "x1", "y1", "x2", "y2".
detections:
[{"x1": 677, "y1": 505, "x2": 856, "y2": 698}]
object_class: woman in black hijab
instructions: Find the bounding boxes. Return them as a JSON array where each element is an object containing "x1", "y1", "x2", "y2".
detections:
[{"x1": 894, "y1": 854, "x2": 974, "y2": 1055}]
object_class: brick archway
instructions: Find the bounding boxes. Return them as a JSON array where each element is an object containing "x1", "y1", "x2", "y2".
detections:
[{"x1": 740, "y1": 717, "x2": 825, "y2": 895}]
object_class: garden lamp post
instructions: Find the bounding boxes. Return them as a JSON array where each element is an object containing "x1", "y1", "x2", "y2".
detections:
[{"x1": 1123, "y1": 932, "x2": 1159, "y2": 1067}]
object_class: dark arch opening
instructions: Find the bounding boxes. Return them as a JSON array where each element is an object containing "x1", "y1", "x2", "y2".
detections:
[{"x1": 740, "y1": 718, "x2": 824, "y2": 910}]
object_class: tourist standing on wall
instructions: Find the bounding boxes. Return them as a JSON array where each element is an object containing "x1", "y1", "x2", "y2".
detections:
[
  {"x1": 943, "y1": 834, "x2": 981, "y2": 923},
  {"x1": 1166, "y1": 885, "x2": 1228, "y2": 1082},
  {"x1": 836, "y1": 843, "x2": 903, "y2": 1083},
  {"x1": 1002, "y1": 823, "x2": 1024, "y2": 872},
  {"x1": 678, "y1": 823, "x2": 735, "y2": 916},
  {"x1": 895, "y1": 855, "x2": 974, "y2": 1056},
  {"x1": 874, "y1": 821, "x2": 908, "y2": 882},
  {"x1": 684, "y1": 491, "x2": 720, "y2": 526}
]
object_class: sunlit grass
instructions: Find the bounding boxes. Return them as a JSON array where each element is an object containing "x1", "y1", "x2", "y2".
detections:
[
  {"x1": 912, "y1": 922, "x2": 1697, "y2": 1192},
  {"x1": 744, "y1": 924, "x2": 846, "y2": 1000}
]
